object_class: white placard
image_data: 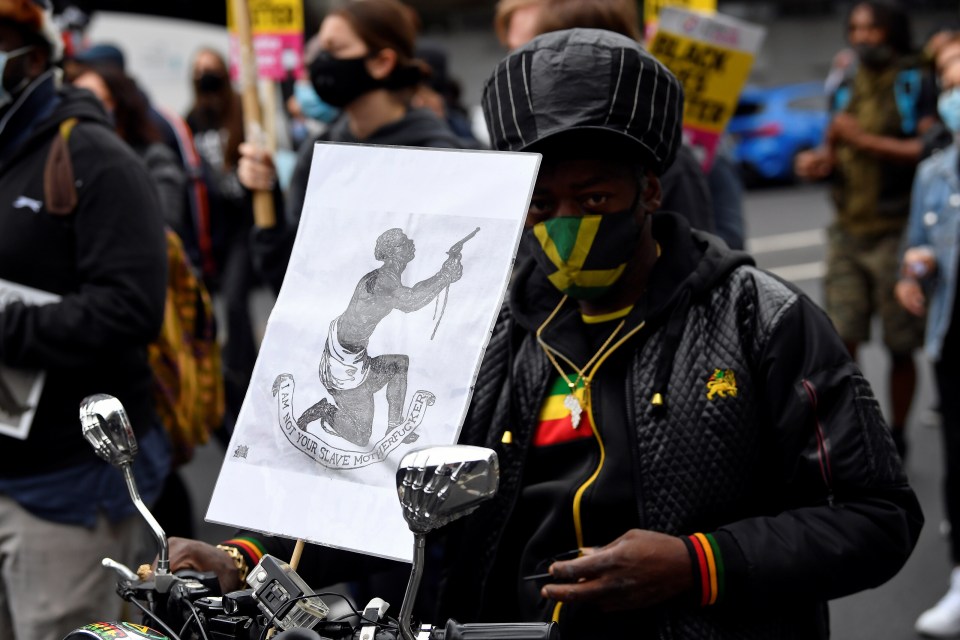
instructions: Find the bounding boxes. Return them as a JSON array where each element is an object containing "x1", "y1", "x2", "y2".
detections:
[
  {"x1": 0, "y1": 279, "x2": 60, "y2": 439},
  {"x1": 207, "y1": 143, "x2": 540, "y2": 561}
]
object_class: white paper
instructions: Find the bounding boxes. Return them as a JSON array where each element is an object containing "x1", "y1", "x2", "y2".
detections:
[
  {"x1": 208, "y1": 143, "x2": 540, "y2": 561},
  {"x1": 0, "y1": 279, "x2": 60, "y2": 439},
  {"x1": 658, "y1": 7, "x2": 766, "y2": 53}
]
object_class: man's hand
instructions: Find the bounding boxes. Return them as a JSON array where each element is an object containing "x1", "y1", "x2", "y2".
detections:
[
  {"x1": 895, "y1": 279, "x2": 927, "y2": 317},
  {"x1": 237, "y1": 142, "x2": 277, "y2": 192},
  {"x1": 829, "y1": 113, "x2": 864, "y2": 148},
  {"x1": 541, "y1": 529, "x2": 693, "y2": 610},
  {"x1": 794, "y1": 148, "x2": 833, "y2": 181},
  {"x1": 440, "y1": 256, "x2": 463, "y2": 284},
  {"x1": 168, "y1": 537, "x2": 244, "y2": 593}
]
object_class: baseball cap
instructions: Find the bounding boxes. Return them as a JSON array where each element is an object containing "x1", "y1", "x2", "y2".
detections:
[
  {"x1": 0, "y1": 0, "x2": 63, "y2": 61},
  {"x1": 482, "y1": 28, "x2": 683, "y2": 176},
  {"x1": 74, "y1": 43, "x2": 126, "y2": 71}
]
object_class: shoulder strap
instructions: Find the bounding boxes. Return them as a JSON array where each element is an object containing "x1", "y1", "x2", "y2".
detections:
[
  {"x1": 894, "y1": 68, "x2": 922, "y2": 136},
  {"x1": 43, "y1": 117, "x2": 79, "y2": 215}
]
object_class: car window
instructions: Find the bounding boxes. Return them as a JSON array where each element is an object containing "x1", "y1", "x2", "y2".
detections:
[
  {"x1": 788, "y1": 95, "x2": 827, "y2": 112},
  {"x1": 735, "y1": 101, "x2": 763, "y2": 116}
]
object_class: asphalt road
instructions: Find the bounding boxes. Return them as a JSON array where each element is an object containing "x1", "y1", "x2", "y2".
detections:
[{"x1": 180, "y1": 182, "x2": 947, "y2": 639}]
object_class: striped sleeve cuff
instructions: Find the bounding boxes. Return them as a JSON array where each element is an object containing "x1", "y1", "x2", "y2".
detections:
[
  {"x1": 681, "y1": 532, "x2": 729, "y2": 606},
  {"x1": 222, "y1": 536, "x2": 267, "y2": 568}
]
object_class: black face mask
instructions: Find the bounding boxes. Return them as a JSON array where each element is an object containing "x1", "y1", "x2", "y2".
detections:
[
  {"x1": 196, "y1": 71, "x2": 227, "y2": 94},
  {"x1": 855, "y1": 43, "x2": 895, "y2": 70},
  {"x1": 308, "y1": 52, "x2": 382, "y2": 108}
]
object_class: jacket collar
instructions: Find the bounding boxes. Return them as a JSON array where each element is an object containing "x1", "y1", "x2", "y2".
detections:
[{"x1": 932, "y1": 143, "x2": 960, "y2": 191}]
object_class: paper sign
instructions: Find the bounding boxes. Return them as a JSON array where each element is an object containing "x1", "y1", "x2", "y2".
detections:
[
  {"x1": 0, "y1": 279, "x2": 60, "y2": 440},
  {"x1": 644, "y1": 0, "x2": 717, "y2": 38},
  {"x1": 227, "y1": 0, "x2": 305, "y2": 81},
  {"x1": 207, "y1": 144, "x2": 540, "y2": 562},
  {"x1": 649, "y1": 8, "x2": 765, "y2": 170}
]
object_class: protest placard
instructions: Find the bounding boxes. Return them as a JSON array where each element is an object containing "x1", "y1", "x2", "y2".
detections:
[
  {"x1": 644, "y1": 0, "x2": 717, "y2": 36},
  {"x1": 207, "y1": 144, "x2": 540, "y2": 561},
  {"x1": 649, "y1": 8, "x2": 765, "y2": 170},
  {"x1": 228, "y1": 0, "x2": 304, "y2": 81},
  {"x1": 0, "y1": 279, "x2": 59, "y2": 440}
]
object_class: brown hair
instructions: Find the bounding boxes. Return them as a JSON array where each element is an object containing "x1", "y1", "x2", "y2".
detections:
[
  {"x1": 85, "y1": 66, "x2": 161, "y2": 149},
  {"x1": 534, "y1": 0, "x2": 641, "y2": 41},
  {"x1": 330, "y1": 0, "x2": 420, "y2": 65},
  {"x1": 494, "y1": 0, "x2": 542, "y2": 47}
]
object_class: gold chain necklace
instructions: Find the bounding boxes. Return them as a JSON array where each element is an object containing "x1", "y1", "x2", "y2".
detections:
[{"x1": 536, "y1": 296, "x2": 645, "y2": 428}]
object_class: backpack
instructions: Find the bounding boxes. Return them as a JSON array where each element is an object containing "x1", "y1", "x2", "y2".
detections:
[
  {"x1": 155, "y1": 107, "x2": 225, "y2": 285},
  {"x1": 831, "y1": 67, "x2": 924, "y2": 136},
  {"x1": 45, "y1": 117, "x2": 225, "y2": 464}
]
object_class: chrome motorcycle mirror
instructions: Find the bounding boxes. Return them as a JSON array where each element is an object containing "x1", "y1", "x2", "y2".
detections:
[
  {"x1": 80, "y1": 393, "x2": 138, "y2": 466},
  {"x1": 395, "y1": 445, "x2": 499, "y2": 640},
  {"x1": 79, "y1": 394, "x2": 171, "y2": 580}
]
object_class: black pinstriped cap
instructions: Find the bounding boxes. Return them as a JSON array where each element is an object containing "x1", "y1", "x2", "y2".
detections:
[{"x1": 482, "y1": 28, "x2": 684, "y2": 176}]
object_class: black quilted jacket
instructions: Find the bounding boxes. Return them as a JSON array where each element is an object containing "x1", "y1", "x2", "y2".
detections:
[{"x1": 436, "y1": 213, "x2": 923, "y2": 639}]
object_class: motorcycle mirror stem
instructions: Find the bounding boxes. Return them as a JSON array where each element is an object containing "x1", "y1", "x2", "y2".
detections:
[
  {"x1": 80, "y1": 394, "x2": 173, "y2": 589},
  {"x1": 395, "y1": 446, "x2": 499, "y2": 640}
]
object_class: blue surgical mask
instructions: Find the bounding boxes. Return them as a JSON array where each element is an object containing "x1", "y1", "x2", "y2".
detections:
[
  {"x1": 939, "y1": 87, "x2": 960, "y2": 133},
  {"x1": 0, "y1": 46, "x2": 34, "y2": 109},
  {"x1": 293, "y1": 80, "x2": 340, "y2": 123}
]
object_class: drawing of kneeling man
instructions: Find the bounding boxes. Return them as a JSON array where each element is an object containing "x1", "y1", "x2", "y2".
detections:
[{"x1": 295, "y1": 228, "x2": 463, "y2": 447}]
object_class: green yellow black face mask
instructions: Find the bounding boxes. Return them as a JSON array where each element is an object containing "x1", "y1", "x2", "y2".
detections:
[{"x1": 525, "y1": 209, "x2": 643, "y2": 300}]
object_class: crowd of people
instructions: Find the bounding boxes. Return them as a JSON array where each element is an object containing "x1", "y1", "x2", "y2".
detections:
[{"x1": 0, "y1": 0, "x2": 957, "y2": 638}]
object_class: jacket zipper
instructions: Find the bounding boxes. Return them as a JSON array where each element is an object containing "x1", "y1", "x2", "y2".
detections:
[{"x1": 801, "y1": 379, "x2": 835, "y2": 506}]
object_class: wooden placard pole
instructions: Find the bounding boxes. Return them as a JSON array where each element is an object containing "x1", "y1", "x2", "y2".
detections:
[
  {"x1": 231, "y1": 0, "x2": 277, "y2": 229},
  {"x1": 290, "y1": 538, "x2": 306, "y2": 570}
]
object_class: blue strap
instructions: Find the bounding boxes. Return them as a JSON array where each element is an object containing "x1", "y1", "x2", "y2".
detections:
[
  {"x1": 833, "y1": 85, "x2": 852, "y2": 113},
  {"x1": 894, "y1": 69, "x2": 922, "y2": 136}
]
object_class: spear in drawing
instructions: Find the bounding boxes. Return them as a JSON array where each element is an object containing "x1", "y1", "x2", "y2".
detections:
[
  {"x1": 431, "y1": 227, "x2": 480, "y2": 340},
  {"x1": 0, "y1": 371, "x2": 28, "y2": 417}
]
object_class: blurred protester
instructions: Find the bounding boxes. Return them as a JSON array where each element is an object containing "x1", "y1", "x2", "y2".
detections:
[
  {"x1": 286, "y1": 33, "x2": 340, "y2": 151},
  {"x1": 494, "y1": 0, "x2": 543, "y2": 51},
  {"x1": 0, "y1": 1, "x2": 169, "y2": 638},
  {"x1": 72, "y1": 67, "x2": 187, "y2": 228},
  {"x1": 71, "y1": 66, "x2": 202, "y2": 538},
  {"x1": 238, "y1": 0, "x2": 465, "y2": 294},
  {"x1": 922, "y1": 33, "x2": 960, "y2": 160},
  {"x1": 522, "y1": 0, "x2": 719, "y2": 237},
  {"x1": 795, "y1": 1, "x2": 935, "y2": 458},
  {"x1": 413, "y1": 42, "x2": 479, "y2": 146},
  {"x1": 898, "y1": 55, "x2": 960, "y2": 638},
  {"x1": 186, "y1": 47, "x2": 259, "y2": 432},
  {"x1": 70, "y1": 42, "x2": 218, "y2": 298}
]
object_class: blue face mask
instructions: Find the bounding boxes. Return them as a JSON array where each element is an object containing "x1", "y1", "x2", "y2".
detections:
[
  {"x1": 938, "y1": 87, "x2": 960, "y2": 133},
  {"x1": 0, "y1": 46, "x2": 34, "y2": 109},
  {"x1": 293, "y1": 81, "x2": 340, "y2": 124}
]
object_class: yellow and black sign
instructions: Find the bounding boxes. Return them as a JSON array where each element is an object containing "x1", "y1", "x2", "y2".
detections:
[
  {"x1": 227, "y1": 0, "x2": 304, "y2": 34},
  {"x1": 644, "y1": 0, "x2": 717, "y2": 30},
  {"x1": 648, "y1": 30, "x2": 754, "y2": 133}
]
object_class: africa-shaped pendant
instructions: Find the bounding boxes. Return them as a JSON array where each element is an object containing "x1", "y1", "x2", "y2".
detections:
[{"x1": 563, "y1": 394, "x2": 583, "y2": 428}]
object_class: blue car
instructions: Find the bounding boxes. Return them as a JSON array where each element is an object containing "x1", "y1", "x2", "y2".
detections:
[{"x1": 728, "y1": 82, "x2": 830, "y2": 185}]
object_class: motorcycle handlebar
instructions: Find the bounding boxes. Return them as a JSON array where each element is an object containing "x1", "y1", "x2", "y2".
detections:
[{"x1": 436, "y1": 621, "x2": 559, "y2": 640}]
